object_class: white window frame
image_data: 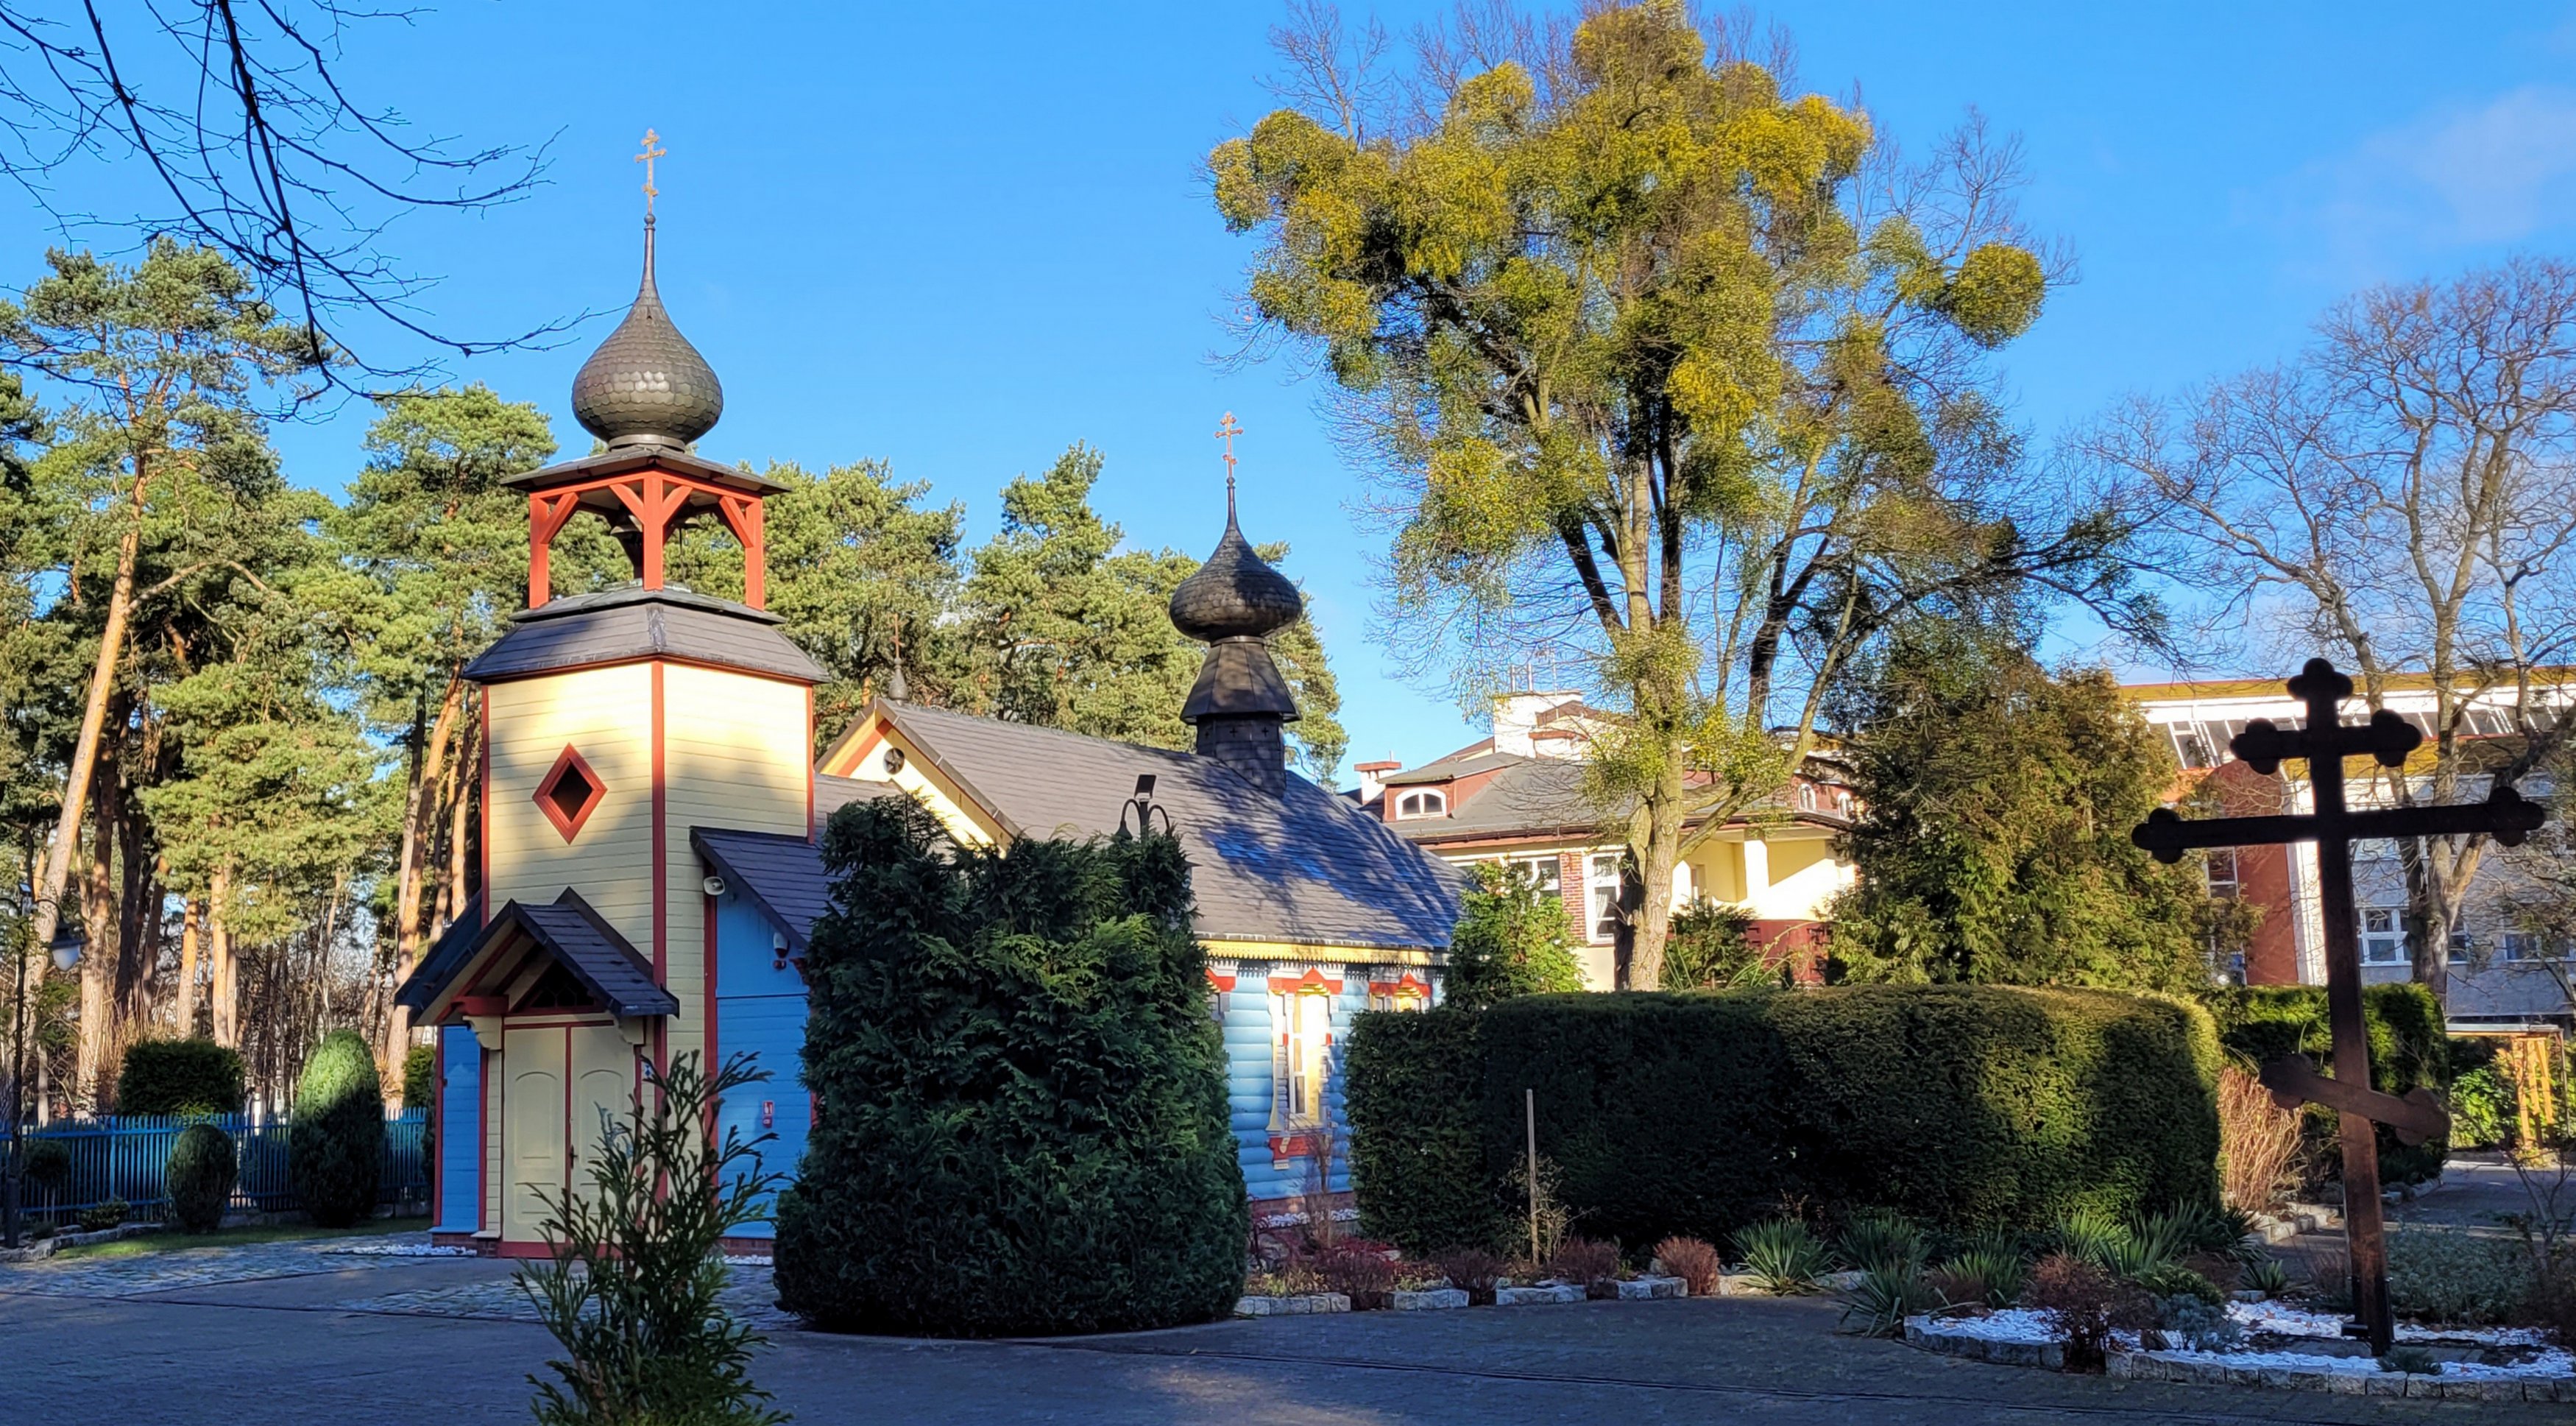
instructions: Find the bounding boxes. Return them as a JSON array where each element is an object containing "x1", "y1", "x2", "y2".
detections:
[
  {"x1": 1395, "y1": 788, "x2": 1448, "y2": 819},
  {"x1": 1491, "y1": 853, "x2": 1562, "y2": 902},
  {"x1": 2360, "y1": 908, "x2": 2407, "y2": 965},
  {"x1": 2204, "y1": 848, "x2": 2240, "y2": 901},
  {"x1": 1588, "y1": 853, "x2": 1623, "y2": 945},
  {"x1": 1281, "y1": 990, "x2": 1331, "y2": 1126}
]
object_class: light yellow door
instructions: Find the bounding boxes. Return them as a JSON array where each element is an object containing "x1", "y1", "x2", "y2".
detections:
[
  {"x1": 568, "y1": 1026, "x2": 636, "y2": 1201},
  {"x1": 502, "y1": 1027, "x2": 567, "y2": 1243}
]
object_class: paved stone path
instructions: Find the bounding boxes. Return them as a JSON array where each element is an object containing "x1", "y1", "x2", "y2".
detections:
[{"x1": 9, "y1": 1234, "x2": 2571, "y2": 1425}]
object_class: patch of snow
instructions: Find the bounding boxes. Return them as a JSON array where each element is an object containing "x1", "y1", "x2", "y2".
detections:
[
  {"x1": 2228, "y1": 1300, "x2": 2550, "y2": 1348},
  {"x1": 1914, "y1": 1307, "x2": 2060, "y2": 1344},
  {"x1": 328, "y1": 1243, "x2": 478, "y2": 1258},
  {"x1": 1253, "y1": 1207, "x2": 1362, "y2": 1229},
  {"x1": 722, "y1": 1254, "x2": 774, "y2": 1267}
]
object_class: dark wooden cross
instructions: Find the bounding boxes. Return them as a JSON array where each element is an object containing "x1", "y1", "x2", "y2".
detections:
[{"x1": 2132, "y1": 657, "x2": 2546, "y2": 1354}]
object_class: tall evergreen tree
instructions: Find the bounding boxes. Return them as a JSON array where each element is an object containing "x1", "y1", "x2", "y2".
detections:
[{"x1": 1825, "y1": 629, "x2": 2216, "y2": 991}]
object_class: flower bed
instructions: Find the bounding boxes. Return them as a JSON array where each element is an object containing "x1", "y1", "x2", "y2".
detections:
[
  {"x1": 1235, "y1": 1274, "x2": 1685, "y2": 1317},
  {"x1": 1907, "y1": 1304, "x2": 2575, "y2": 1402}
]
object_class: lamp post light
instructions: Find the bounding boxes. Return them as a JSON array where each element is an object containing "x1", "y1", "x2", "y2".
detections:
[{"x1": 4, "y1": 912, "x2": 81, "y2": 1250}]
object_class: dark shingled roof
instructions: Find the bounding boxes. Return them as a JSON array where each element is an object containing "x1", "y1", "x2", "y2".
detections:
[
  {"x1": 691, "y1": 827, "x2": 829, "y2": 954},
  {"x1": 814, "y1": 773, "x2": 905, "y2": 827},
  {"x1": 394, "y1": 889, "x2": 677, "y2": 1017},
  {"x1": 393, "y1": 892, "x2": 485, "y2": 1012},
  {"x1": 877, "y1": 702, "x2": 1460, "y2": 952},
  {"x1": 462, "y1": 585, "x2": 829, "y2": 685}
]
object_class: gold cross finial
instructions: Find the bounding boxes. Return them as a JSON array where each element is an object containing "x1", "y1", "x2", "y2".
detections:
[
  {"x1": 635, "y1": 129, "x2": 667, "y2": 219},
  {"x1": 1214, "y1": 412, "x2": 1242, "y2": 503}
]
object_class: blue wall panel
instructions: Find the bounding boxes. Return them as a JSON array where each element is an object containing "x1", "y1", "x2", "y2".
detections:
[
  {"x1": 710, "y1": 889, "x2": 812, "y2": 1239},
  {"x1": 436, "y1": 1025, "x2": 481, "y2": 1233}
]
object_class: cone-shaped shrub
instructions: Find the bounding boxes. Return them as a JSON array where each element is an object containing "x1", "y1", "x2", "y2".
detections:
[
  {"x1": 166, "y1": 1123, "x2": 238, "y2": 1233},
  {"x1": 774, "y1": 797, "x2": 1248, "y2": 1335},
  {"x1": 289, "y1": 1029, "x2": 384, "y2": 1226}
]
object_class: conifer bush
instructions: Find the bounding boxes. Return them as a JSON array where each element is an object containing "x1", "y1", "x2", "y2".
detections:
[
  {"x1": 116, "y1": 1039, "x2": 246, "y2": 1117},
  {"x1": 774, "y1": 798, "x2": 1248, "y2": 1336},
  {"x1": 289, "y1": 1029, "x2": 384, "y2": 1227},
  {"x1": 166, "y1": 1123, "x2": 238, "y2": 1233}
]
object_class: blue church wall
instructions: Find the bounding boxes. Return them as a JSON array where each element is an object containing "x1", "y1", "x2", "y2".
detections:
[
  {"x1": 436, "y1": 1025, "x2": 482, "y2": 1234},
  {"x1": 1220, "y1": 967, "x2": 1367, "y2": 1206},
  {"x1": 709, "y1": 890, "x2": 813, "y2": 1238}
]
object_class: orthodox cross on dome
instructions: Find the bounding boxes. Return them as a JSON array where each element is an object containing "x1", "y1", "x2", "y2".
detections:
[
  {"x1": 635, "y1": 128, "x2": 667, "y2": 220},
  {"x1": 1214, "y1": 411, "x2": 1242, "y2": 511},
  {"x1": 2131, "y1": 657, "x2": 2546, "y2": 1355}
]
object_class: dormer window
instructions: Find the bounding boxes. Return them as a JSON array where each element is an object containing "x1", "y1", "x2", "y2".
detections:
[{"x1": 1395, "y1": 789, "x2": 1448, "y2": 819}]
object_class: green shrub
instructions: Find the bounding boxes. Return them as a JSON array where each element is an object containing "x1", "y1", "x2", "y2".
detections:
[
  {"x1": 1735, "y1": 1218, "x2": 1832, "y2": 1294},
  {"x1": 2386, "y1": 1227, "x2": 2530, "y2": 1324},
  {"x1": 289, "y1": 1029, "x2": 384, "y2": 1227},
  {"x1": 2446, "y1": 1065, "x2": 2510, "y2": 1149},
  {"x1": 2203, "y1": 983, "x2": 2451, "y2": 1185},
  {"x1": 1661, "y1": 900, "x2": 1772, "y2": 989},
  {"x1": 1346, "y1": 986, "x2": 2221, "y2": 1256},
  {"x1": 401, "y1": 1043, "x2": 436, "y2": 1110},
  {"x1": 78, "y1": 1196, "x2": 129, "y2": 1232},
  {"x1": 166, "y1": 1123, "x2": 238, "y2": 1233},
  {"x1": 773, "y1": 798, "x2": 1247, "y2": 1336},
  {"x1": 1837, "y1": 1210, "x2": 1929, "y2": 1275},
  {"x1": 115, "y1": 1039, "x2": 245, "y2": 1117},
  {"x1": 21, "y1": 1137, "x2": 71, "y2": 1188},
  {"x1": 1838, "y1": 1263, "x2": 1940, "y2": 1335},
  {"x1": 1346, "y1": 1008, "x2": 1498, "y2": 1252},
  {"x1": 1445, "y1": 862, "x2": 1587, "y2": 1009}
]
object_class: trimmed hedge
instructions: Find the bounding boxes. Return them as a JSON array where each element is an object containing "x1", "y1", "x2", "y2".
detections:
[
  {"x1": 1346, "y1": 986, "x2": 2221, "y2": 1255},
  {"x1": 2203, "y1": 983, "x2": 2452, "y2": 1185},
  {"x1": 166, "y1": 1123, "x2": 238, "y2": 1233},
  {"x1": 116, "y1": 1040, "x2": 246, "y2": 1117},
  {"x1": 289, "y1": 1030, "x2": 385, "y2": 1227},
  {"x1": 774, "y1": 797, "x2": 1248, "y2": 1336}
]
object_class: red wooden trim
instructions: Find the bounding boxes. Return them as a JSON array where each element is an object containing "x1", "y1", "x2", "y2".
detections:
[
  {"x1": 1268, "y1": 1132, "x2": 1326, "y2": 1161},
  {"x1": 1368, "y1": 973, "x2": 1432, "y2": 999},
  {"x1": 1267, "y1": 969, "x2": 1344, "y2": 995},
  {"x1": 562, "y1": 1024, "x2": 573, "y2": 1204},
  {"x1": 532, "y1": 744, "x2": 604, "y2": 842},
  {"x1": 429, "y1": 1032, "x2": 444, "y2": 1219},
  {"x1": 496, "y1": 1239, "x2": 555, "y2": 1260},
  {"x1": 804, "y1": 685, "x2": 815, "y2": 833},
  {"x1": 1206, "y1": 970, "x2": 1236, "y2": 992},
  {"x1": 704, "y1": 889, "x2": 719, "y2": 1070},
  {"x1": 743, "y1": 498, "x2": 765, "y2": 610},
  {"x1": 478, "y1": 694, "x2": 492, "y2": 921},
  {"x1": 828, "y1": 722, "x2": 887, "y2": 778},
  {"x1": 457, "y1": 995, "x2": 510, "y2": 1017}
]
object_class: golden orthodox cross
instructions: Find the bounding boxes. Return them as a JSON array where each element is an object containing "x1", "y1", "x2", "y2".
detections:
[
  {"x1": 1214, "y1": 412, "x2": 1243, "y2": 504},
  {"x1": 636, "y1": 129, "x2": 667, "y2": 219},
  {"x1": 2132, "y1": 657, "x2": 2544, "y2": 1355}
]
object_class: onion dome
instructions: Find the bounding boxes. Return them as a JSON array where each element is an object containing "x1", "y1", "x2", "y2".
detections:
[
  {"x1": 571, "y1": 219, "x2": 723, "y2": 450},
  {"x1": 1170, "y1": 492, "x2": 1303, "y2": 643}
]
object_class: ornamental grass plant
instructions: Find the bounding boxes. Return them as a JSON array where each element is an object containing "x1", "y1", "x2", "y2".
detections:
[
  {"x1": 1652, "y1": 1235, "x2": 1722, "y2": 1296},
  {"x1": 1735, "y1": 1218, "x2": 1832, "y2": 1295}
]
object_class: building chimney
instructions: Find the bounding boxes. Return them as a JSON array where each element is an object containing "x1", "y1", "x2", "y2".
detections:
[
  {"x1": 1355, "y1": 759, "x2": 1402, "y2": 805},
  {"x1": 1493, "y1": 691, "x2": 1583, "y2": 758}
]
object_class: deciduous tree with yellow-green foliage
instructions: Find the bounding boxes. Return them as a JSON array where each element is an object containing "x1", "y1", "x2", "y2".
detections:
[{"x1": 1211, "y1": 2, "x2": 2154, "y2": 986}]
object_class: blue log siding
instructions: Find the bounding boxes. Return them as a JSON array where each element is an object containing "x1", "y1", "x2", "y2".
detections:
[
  {"x1": 437, "y1": 1025, "x2": 482, "y2": 1233},
  {"x1": 1220, "y1": 963, "x2": 1367, "y2": 1205},
  {"x1": 710, "y1": 889, "x2": 813, "y2": 1237}
]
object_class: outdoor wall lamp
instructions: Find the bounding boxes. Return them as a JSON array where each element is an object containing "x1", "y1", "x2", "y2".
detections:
[{"x1": 47, "y1": 921, "x2": 82, "y2": 973}]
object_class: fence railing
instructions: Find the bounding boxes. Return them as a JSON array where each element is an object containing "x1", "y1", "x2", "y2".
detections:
[{"x1": 14, "y1": 1110, "x2": 430, "y2": 1226}]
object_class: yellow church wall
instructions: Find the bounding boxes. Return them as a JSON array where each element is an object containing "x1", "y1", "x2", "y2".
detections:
[
  {"x1": 835, "y1": 719, "x2": 1001, "y2": 849},
  {"x1": 486, "y1": 666, "x2": 657, "y2": 953},
  {"x1": 662, "y1": 664, "x2": 811, "y2": 1064}
]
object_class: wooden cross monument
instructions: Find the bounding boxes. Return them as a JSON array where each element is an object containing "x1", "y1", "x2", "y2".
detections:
[{"x1": 2131, "y1": 657, "x2": 2547, "y2": 1354}]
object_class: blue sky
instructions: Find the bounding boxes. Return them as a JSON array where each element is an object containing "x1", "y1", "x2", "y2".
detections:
[{"x1": 11, "y1": 1, "x2": 2576, "y2": 774}]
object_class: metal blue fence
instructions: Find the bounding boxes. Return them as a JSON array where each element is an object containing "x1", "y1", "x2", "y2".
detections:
[{"x1": 17, "y1": 1109, "x2": 430, "y2": 1226}]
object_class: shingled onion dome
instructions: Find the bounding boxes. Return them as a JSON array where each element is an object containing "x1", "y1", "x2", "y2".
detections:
[
  {"x1": 1174, "y1": 489, "x2": 1303, "y2": 796},
  {"x1": 571, "y1": 219, "x2": 723, "y2": 451}
]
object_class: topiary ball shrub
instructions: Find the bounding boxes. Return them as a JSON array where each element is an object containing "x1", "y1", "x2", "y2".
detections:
[
  {"x1": 289, "y1": 1029, "x2": 384, "y2": 1227},
  {"x1": 774, "y1": 797, "x2": 1248, "y2": 1336},
  {"x1": 166, "y1": 1123, "x2": 238, "y2": 1233},
  {"x1": 22, "y1": 1137, "x2": 71, "y2": 1190},
  {"x1": 116, "y1": 1039, "x2": 247, "y2": 1117}
]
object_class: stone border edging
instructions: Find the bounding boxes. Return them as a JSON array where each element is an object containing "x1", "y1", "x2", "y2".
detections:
[
  {"x1": 0, "y1": 1222, "x2": 162, "y2": 1264},
  {"x1": 1236, "y1": 1274, "x2": 1687, "y2": 1317},
  {"x1": 1905, "y1": 1318, "x2": 2572, "y2": 1403}
]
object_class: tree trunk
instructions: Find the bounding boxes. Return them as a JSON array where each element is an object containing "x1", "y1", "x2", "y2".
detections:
[
  {"x1": 176, "y1": 897, "x2": 200, "y2": 1038},
  {"x1": 29, "y1": 462, "x2": 149, "y2": 962},
  {"x1": 75, "y1": 742, "x2": 120, "y2": 1109},
  {"x1": 383, "y1": 677, "x2": 465, "y2": 1081},
  {"x1": 208, "y1": 865, "x2": 237, "y2": 1049},
  {"x1": 116, "y1": 816, "x2": 158, "y2": 1048}
]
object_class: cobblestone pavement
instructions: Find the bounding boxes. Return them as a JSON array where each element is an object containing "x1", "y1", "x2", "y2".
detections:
[
  {"x1": 330, "y1": 1260, "x2": 793, "y2": 1331},
  {"x1": 0, "y1": 1229, "x2": 445, "y2": 1299},
  {"x1": 10, "y1": 1242, "x2": 2573, "y2": 1426}
]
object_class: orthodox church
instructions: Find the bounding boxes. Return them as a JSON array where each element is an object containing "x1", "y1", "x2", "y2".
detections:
[{"x1": 397, "y1": 213, "x2": 1461, "y2": 1253}]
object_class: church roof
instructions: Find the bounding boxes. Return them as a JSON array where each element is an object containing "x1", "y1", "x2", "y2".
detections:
[
  {"x1": 394, "y1": 889, "x2": 676, "y2": 1018},
  {"x1": 462, "y1": 585, "x2": 829, "y2": 685},
  {"x1": 571, "y1": 219, "x2": 724, "y2": 451},
  {"x1": 690, "y1": 827, "x2": 830, "y2": 955},
  {"x1": 862, "y1": 701, "x2": 1462, "y2": 953}
]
